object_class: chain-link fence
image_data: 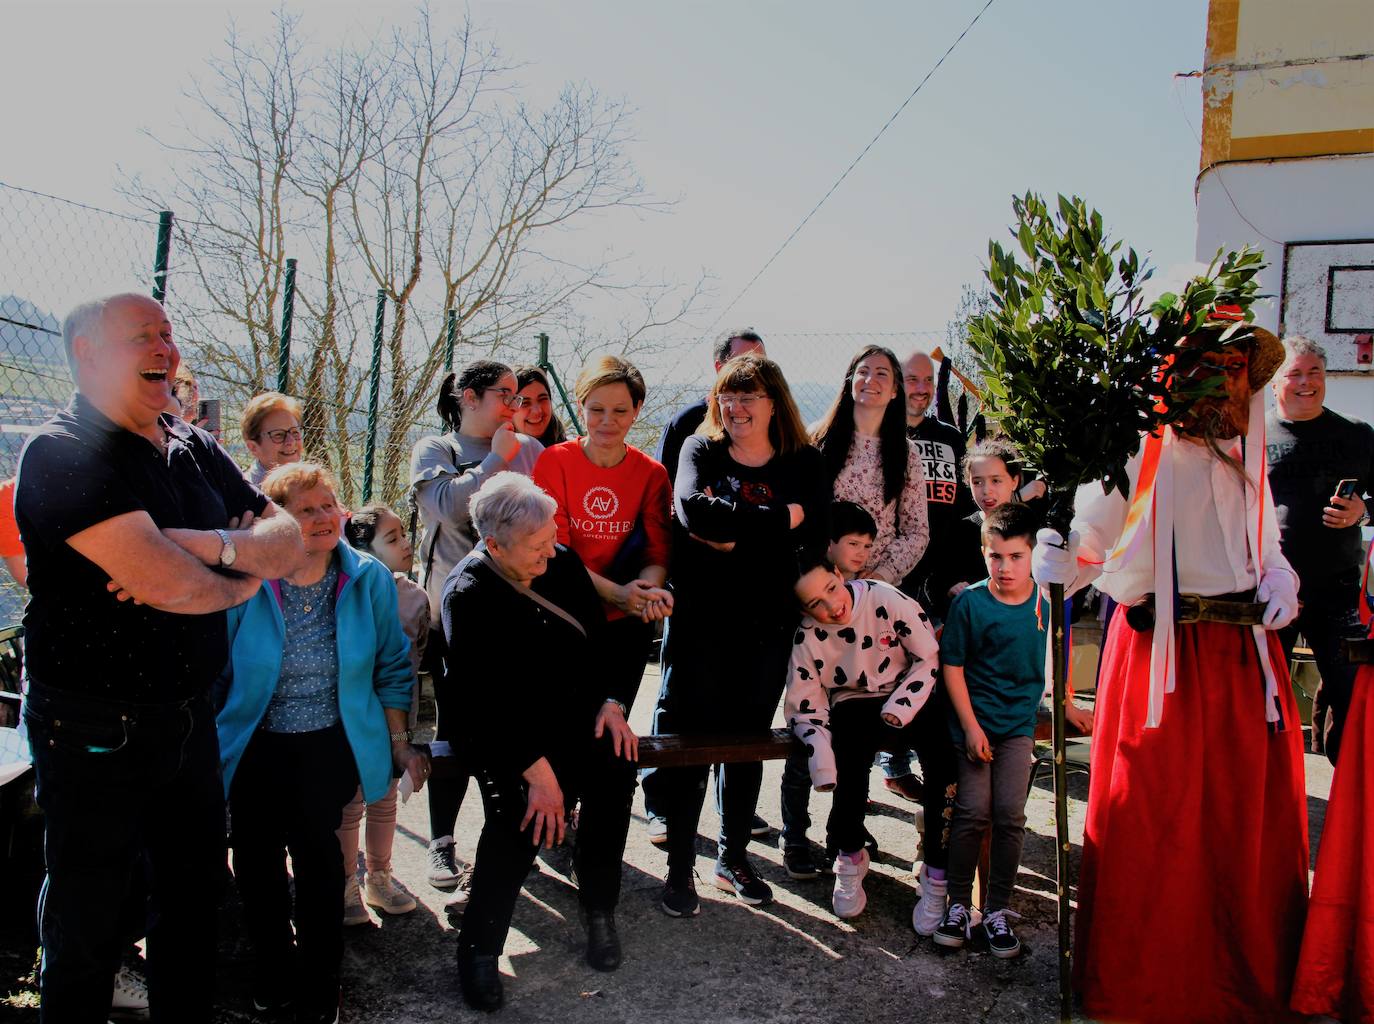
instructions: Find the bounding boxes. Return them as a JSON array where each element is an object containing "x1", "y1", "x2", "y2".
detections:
[{"x1": 0, "y1": 180, "x2": 970, "y2": 626}]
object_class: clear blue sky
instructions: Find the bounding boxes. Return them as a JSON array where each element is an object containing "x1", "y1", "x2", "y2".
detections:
[{"x1": 2, "y1": 0, "x2": 1209, "y2": 344}]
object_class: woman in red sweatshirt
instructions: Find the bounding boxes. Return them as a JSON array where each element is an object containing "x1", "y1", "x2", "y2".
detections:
[{"x1": 532, "y1": 354, "x2": 673, "y2": 724}]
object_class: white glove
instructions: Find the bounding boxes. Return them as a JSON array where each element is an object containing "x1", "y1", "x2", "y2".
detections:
[
  {"x1": 1257, "y1": 570, "x2": 1298, "y2": 630},
  {"x1": 1032, "y1": 528, "x2": 1080, "y2": 587}
]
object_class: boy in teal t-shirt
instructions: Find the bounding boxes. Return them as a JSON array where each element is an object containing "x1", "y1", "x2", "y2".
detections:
[{"x1": 932, "y1": 502, "x2": 1090, "y2": 958}]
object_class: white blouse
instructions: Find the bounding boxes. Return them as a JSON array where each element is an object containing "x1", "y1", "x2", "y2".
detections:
[{"x1": 1070, "y1": 435, "x2": 1297, "y2": 604}]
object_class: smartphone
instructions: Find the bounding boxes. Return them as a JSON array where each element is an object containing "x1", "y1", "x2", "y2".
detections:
[
  {"x1": 197, "y1": 398, "x2": 222, "y2": 436},
  {"x1": 1335, "y1": 478, "x2": 1358, "y2": 500}
]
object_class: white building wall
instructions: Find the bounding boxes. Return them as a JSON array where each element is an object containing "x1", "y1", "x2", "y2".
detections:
[{"x1": 1195, "y1": 151, "x2": 1374, "y2": 421}]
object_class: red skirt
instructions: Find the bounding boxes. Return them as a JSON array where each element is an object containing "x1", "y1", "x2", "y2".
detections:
[
  {"x1": 1291, "y1": 667, "x2": 1374, "y2": 1022},
  {"x1": 1074, "y1": 614, "x2": 1309, "y2": 1023}
]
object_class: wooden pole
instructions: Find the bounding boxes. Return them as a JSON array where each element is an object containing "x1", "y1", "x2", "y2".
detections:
[{"x1": 1049, "y1": 578, "x2": 1072, "y2": 1021}]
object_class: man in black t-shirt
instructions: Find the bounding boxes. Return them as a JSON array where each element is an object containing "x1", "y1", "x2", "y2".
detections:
[
  {"x1": 898, "y1": 351, "x2": 972, "y2": 613},
  {"x1": 16, "y1": 293, "x2": 303, "y2": 1022},
  {"x1": 877, "y1": 352, "x2": 973, "y2": 799},
  {"x1": 1266, "y1": 335, "x2": 1374, "y2": 763}
]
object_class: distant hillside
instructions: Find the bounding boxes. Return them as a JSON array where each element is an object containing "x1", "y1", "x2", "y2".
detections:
[{"x1": 0, "y1": 295, "x2": 63, "y2": 366}]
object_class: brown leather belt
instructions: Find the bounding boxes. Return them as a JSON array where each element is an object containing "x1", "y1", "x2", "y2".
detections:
[
  {"x1": 1342, "y1": 638, "x2": 1374, "y2": 664},
  {"x1": 1128, "y1": 591, "x2": 1265, "y2": 631},
  {"x1": 1176, "y1": 592, "x2": 1266, "y2": 626}
]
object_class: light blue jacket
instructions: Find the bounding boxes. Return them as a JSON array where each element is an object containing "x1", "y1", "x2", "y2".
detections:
[{"x1": 216, "y1": 540, "x2": 414, "y2": 803}]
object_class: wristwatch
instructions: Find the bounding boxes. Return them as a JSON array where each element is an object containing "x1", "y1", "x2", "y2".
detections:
[
  {"x1": 390, "y1": 729, "x2": 413, "y2": 743},
  {"x1": 214, "y1": 528, "x2": 237, "y2": 568},
  {"x1": 603, "y1": 698, "x2": 628, "y2": 716}
]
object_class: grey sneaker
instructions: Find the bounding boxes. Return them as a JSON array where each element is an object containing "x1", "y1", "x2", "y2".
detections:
[
  {"x1": 427, "y1": 836, "x2": 462, "y2": 889},
  {"x1": 364, "y1": 868, "x2": 417, "y2": 915},
  {"x1": 342, "y1": 875, "x2": 371, "y2": 926},
  {"x1": 830, "y1": 849, "x2": 869, "y2": 919},
  {"x1": 110, "y1": 962, "x2": 150, "y2": 1019}
]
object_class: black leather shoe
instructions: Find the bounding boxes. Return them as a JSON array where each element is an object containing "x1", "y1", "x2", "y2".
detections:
[
  {"x1": 585, "y1": 910, "x2": 622, "y2": 971},
  {"x1": 458, "y1": 952, "x2": 504, "y2": 1012}
]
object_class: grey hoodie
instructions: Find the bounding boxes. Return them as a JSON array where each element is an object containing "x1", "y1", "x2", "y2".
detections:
[{"x1": 409, "y1": 431, "x2": 543, "y2": 627}]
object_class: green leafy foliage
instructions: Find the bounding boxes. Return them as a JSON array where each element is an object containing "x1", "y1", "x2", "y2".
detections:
[{"x1": 965, "y1": 192, "x2": 1266, "y2": 533}]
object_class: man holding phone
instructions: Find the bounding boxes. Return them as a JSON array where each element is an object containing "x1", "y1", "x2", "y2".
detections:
[{"x1": 1266, "y1": 335, "x2": 1374, "y2": 763}]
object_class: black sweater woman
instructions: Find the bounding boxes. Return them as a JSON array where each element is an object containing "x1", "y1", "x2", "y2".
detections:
[{"x1": 653, "y1": 353, "x2": 829, "y2": 917}]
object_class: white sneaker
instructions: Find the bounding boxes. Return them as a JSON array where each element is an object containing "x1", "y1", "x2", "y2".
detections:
[
  {"x1": 364, "y1": 868, "x2": 418, "y2": 915},
  {"x1": 831, "y1": 848, "x2": 869, "y2": 919},
  {"x1": 427, "y1": 836, "x2": 462, "y2": 889},
  {"x1": 911, "y1": 864, "x2": 948, "y2": 936},
  {"x1": 646, "y1": 816, "x2": 668, "y2": 844},
  {"x1": 343, "y1": 874, "x2": 371, "y2": 926},
  {"x1": 110, "y1": 962, "x2": 150, "y2": 1018}
]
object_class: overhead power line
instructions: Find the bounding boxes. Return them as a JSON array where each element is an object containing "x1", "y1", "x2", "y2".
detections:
[{"x1": 701, "y1": 0, "x2": 1000, "y2": 339}]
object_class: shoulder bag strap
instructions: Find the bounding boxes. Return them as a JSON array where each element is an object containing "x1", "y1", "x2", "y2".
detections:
[{"x1": 474, "y1": 547, "x2": 587, "y2": 638}]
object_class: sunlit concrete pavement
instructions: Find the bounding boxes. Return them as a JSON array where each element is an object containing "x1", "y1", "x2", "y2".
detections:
[{"x1": 189, "y1": 660, "x2": 1330, "y2": 1024}]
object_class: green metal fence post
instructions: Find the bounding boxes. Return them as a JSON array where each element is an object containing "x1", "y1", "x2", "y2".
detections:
[
  {"x1": 444, "y1": 309, "x2": 457, "y2": 372},
  {"x1": 537, "y1": 332, "x2": 584, "y2": 435},
  {"x1": 151, "y1": 211, "x2": 174, "y2": 302},
  {"x1": 362, "y1": 289, "x2": 386, "y2": 504},
  {"x1": 277, "y1": 257, "x2": 297, "y2": 394}
]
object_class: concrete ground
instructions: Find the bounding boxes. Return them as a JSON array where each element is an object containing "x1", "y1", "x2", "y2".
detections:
[{"x1": 0, "y1": 661, "x2": 1336, "y2": 1023}]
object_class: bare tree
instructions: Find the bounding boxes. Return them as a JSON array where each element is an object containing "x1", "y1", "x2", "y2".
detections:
[
  {"x1": 130, "y1": 13, "x2": 303, "y2": 400},
  {"x1": 129, "y1": 5, "x2": 697, "y2": 504}
]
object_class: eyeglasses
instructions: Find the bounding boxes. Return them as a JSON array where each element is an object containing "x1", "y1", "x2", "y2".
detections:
[
  {"x1": 485, "y1": 388, "x2": 517, "y2": 407},
  {"x1": 262, "y1": 427, "x2": 303, "y2": 444},
  {"x1": 715, "y1": 393, "x2": 769, "y2": 410},
  {"x1": 508, "y1": 394, "x2": 550, "y2": 409}
]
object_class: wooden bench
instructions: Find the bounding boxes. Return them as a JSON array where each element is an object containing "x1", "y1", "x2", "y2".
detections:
[
  {"x1": 637, "y1": 729, "x2": 797, "y2": 769},
  {"x1": 637, "y1": 710, "x2": 1090, "y2": 770}
]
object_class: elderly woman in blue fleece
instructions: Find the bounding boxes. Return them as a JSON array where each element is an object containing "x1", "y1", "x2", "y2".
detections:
[{"x1": 216, "y1": 462, "x2": 426, "y2": 1024}]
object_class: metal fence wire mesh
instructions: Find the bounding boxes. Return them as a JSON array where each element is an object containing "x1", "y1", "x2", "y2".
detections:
[{"x1": 0, "y1": 181, "x2": 965, "y2": 624}]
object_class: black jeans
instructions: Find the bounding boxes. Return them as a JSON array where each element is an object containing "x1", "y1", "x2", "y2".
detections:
[
  {"x1": 229, "y1": 724, "x2": 359, "y2": 1007},
  {"x1": 654, "y1": 616, "x2": 794, "y2": 871},
  {"x1": 946, "y1": 735, "x2": 1034, "y2": 912},
  {"x1": 458, "y1": 730, "x2": 637, "y2": 958},
  {"x1": 826, "y1": 693, "x2": 957, "y2": 866},
  {"x1": 24, "y1": 682, "x2": 225, "y2": 1024},
  {"x1": 1280, "y1": 571, "x2": 1363, "y2": 764},
  {"x1": 644, "y1": 617, "x2": 813, "y2": 844},
  {"x1": 427, "y1": 626, "x2": 473, "y2": 840}
]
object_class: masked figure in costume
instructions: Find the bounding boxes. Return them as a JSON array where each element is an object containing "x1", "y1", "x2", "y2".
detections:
[
  {"x1": 1290, "y1": 540, "x2": 1374, "y2": 1021},
  {"x1": 1035, "y1": 312, "x2": 1308, "y2": 1023}
]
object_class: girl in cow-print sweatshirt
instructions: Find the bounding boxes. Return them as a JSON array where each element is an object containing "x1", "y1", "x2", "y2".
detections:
[{"x1": 785, "y1": 575, "x2": 939, "y2": 791}]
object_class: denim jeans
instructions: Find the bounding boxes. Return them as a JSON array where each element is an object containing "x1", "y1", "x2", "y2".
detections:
[
  {"x1": 24, "y1": 681, "x2": 226, "y2": 1024},
  {"x1": 876, "y1": 748, "x2": 914, "y2": 778}
]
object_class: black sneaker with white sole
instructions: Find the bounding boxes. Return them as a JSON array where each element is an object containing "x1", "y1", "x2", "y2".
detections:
[
  {"x1": 660, "y1": 871, "x2": 700, "y2": 917},
  {"x1": 714, "y1": 859, "x2": 773, "y2": 905},
  {"x1": 933, "y1": 902, "x2": 972, "y2": 948},
  {"x1": 980, "y1": 908, "x2": 1022, "y2": 958},
  {"x1": 782, "y1": 845, "x2": 825, "y2": 880},
  {"x1": 750, "y1": 813, "x2": 771, "y2": 837}
]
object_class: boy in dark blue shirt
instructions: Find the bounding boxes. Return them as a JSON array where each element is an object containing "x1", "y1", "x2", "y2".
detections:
[{"x1": 932, "y1": 502, "x2": 1087, "y2": 957}]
